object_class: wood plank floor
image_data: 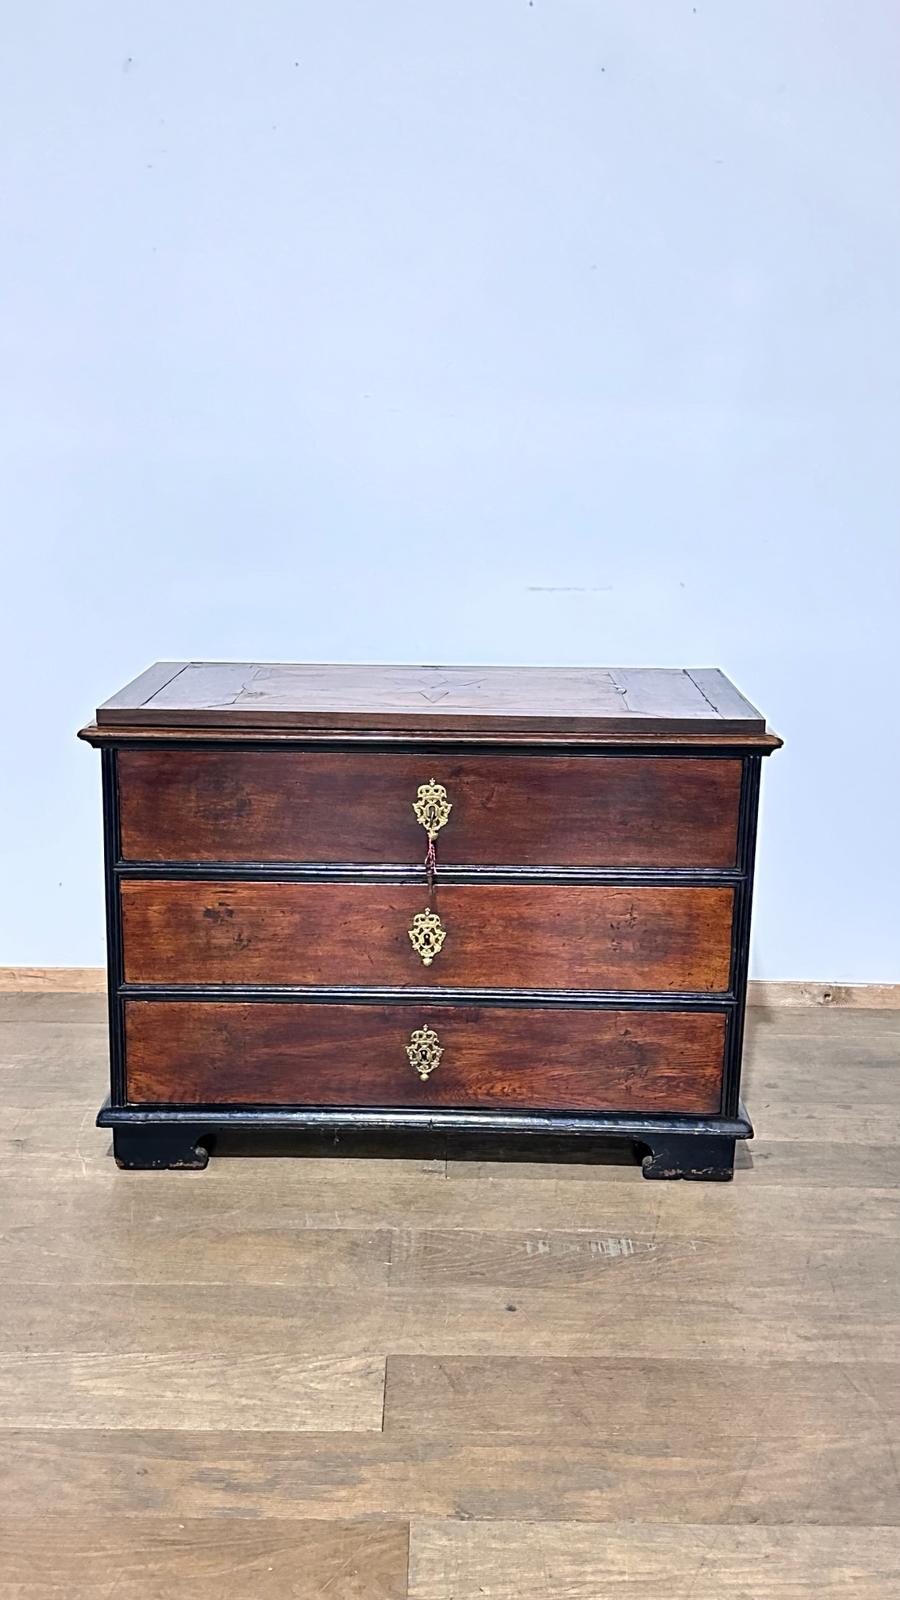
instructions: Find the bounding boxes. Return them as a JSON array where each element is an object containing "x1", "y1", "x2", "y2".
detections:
[{"x1": 1, "y1": 997, "x2": 898, "y2": 1597}]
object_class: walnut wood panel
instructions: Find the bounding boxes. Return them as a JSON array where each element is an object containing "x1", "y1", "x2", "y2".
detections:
[
  {"x1": 116, "y1": 749, "x2": 741, "y2": 867},
  {"x1": 97, "y1": 661, "x2": 767, "y2": 734},
  {"x1": 120, "y1": 881, "x2": 735, "y2": 993},
  {"x1": 124, "y1": 1001, "x2": 726, "y2": 1112}
]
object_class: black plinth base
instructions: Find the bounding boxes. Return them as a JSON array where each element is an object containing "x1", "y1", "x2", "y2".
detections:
[
  {"x1": 639, "y1": 1131, "x2": 737, "y2": 1181},
  {"x1": 112, "y1": 1123, "x2": 210, "y2": 1170},
  {"x1": 101, "y1": 1103, "x2": 752, "y2": 1180}
]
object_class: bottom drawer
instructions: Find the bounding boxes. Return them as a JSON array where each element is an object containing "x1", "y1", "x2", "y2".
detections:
[{"x1": 124, "y1": 1001, "x2": 726, "y2": 1115}]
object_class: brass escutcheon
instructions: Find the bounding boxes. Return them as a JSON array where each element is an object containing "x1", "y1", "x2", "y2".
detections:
[
  {"x1": 412, "y1": 778, "x2": 452, "y2": 842},
  {"x1": 408, "y1": 907, "x2": 446, "y2": 966},
  {"x1": 406, "y1": 1025, "x2": 443, "y2": 1081}
]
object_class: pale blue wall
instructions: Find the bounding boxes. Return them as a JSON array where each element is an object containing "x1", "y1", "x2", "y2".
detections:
[{"x1": 1, "y1": 1, "x2": 898, "y2": 978}]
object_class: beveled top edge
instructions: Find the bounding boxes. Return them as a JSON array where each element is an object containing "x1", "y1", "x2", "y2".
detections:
[
  {"x1": 78, "y1": 721, "x2": 783, "y2": 753},
  {"x1": 92, "y1": 661, "x2": 773, "y2": 737}
]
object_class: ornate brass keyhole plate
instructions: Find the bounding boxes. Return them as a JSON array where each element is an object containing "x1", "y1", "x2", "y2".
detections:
[
  {"x1": 406, "y1": 1025, "x2": 443, "y2": 1081},
  {"x1": 408, "y1": 907, "x2": 446, "y2": 966},
  {"x1": 413, "y1": 779, "x2": 452, "y2": 843}
]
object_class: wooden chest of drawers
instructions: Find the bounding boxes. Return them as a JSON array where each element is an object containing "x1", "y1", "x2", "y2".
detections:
[{"x1": 79, "y1": 662, "x2": 780, "y2": 1178}]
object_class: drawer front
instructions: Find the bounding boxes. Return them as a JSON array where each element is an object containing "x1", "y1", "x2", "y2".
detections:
[
  {"x1": 124, "y1": 1000, "x2": 726, "y2": 1113},
  {"x1": 117, "y1": 750, "x2": 741, "y2": 868},
  {"x1": 121, "y1": 880, "x2": 734, "y2": 993}
]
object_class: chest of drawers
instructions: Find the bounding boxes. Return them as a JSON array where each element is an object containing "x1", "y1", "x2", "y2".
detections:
[{"x1": 79, "y1": 662, "x2": 780, "y2": 1178}]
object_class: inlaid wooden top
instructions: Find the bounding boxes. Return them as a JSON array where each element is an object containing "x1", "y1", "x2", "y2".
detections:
[{"x1": 82, "y1": 662, "x2": 780, "y2": 746}]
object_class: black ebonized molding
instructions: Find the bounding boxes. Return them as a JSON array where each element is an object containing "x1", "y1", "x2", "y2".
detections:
[
  {"x1": 721, "y1": 755, "x2": 762, "y2": 1118},
  {"x1": 101, "y1": 748, "x2": 126, "y2": 1106},
  {"x1": 117, "y1": 983, "x2": 736, "y2": 1011},
  {"x1": 116, "y1": 860, "x2": 743, "y2": 886},
  {"x1": 98, "y1": 1096, "x2": 753, "y2": 1141}
]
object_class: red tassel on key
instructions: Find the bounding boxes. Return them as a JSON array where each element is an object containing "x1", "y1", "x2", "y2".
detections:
[{"x1": 424, "y1": 837, "x2": 437, "y2": 891}]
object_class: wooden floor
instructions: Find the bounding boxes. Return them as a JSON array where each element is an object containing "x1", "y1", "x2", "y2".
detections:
[{"x1": 1, "y1": 996, "x2": 899, "y2": 1597}]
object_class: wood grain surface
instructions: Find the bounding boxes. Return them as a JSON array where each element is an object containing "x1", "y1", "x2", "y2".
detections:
[
  {"x1": 123, "y1": 1001, "x2": 726, "y2": 1112},
  {"x1": 121, "y1": 880, "x2": 735, "y2": 992},
  {"x1": 117, "y1": 749, "x2": 742, "y2": 866},
  {"x1": 407, "y1": 1523, "x2": 900, "y2": 1599},
  {"x1": 0, "y1": 1517, "x2": 408, "y2": 1599},
  {"x1": 3, "y1": 1267, "x2": 897, "y2": 1364},
  {"x1": 95, "y1": 661, "x2": 769, "y2": 734},
  {"x1": 382, "y1": 1354, "x2": 900, "y2": 1436},
  {"x1": 5, "y1": 1411, "x2": 900, "y2": 1525},
  {"x1": 3, "y1": 995, "x2": 899, "y2": 1597},
  {"x1": 0, "y1": 1352, "x2": 384, "y2": 1432}
]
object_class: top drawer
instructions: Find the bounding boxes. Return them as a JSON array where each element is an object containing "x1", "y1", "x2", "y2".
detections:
[{"x1": 116, "y1": 749, "x2": 741, "y2": 868}]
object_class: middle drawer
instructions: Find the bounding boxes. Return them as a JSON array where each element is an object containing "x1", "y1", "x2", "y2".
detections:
[{"x1": 121, "y1": 880, "x2": 734, "y2": 993}]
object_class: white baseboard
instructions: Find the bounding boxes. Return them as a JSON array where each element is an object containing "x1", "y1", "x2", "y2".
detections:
[
  {"x1": 0, "y1": 967, "x2": 107, "y2": 993},
  {"x1": 747, "y1": 980, "x2": 900, "y2": 1009},
  {"x1": 1, "y1": 967, "x2": 898, "y2": 1007}
]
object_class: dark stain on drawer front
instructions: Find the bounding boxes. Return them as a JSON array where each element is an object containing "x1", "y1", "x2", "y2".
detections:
[
  {"x1": 116, "y1": 750, "x2": 741, "y2": 867},
  {"x1": 124, "y1": 1001, "x2": 727, "y2": 1113},
  {"x1": 120, "y1": 881, "x2": 735, "y2": 994}
]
